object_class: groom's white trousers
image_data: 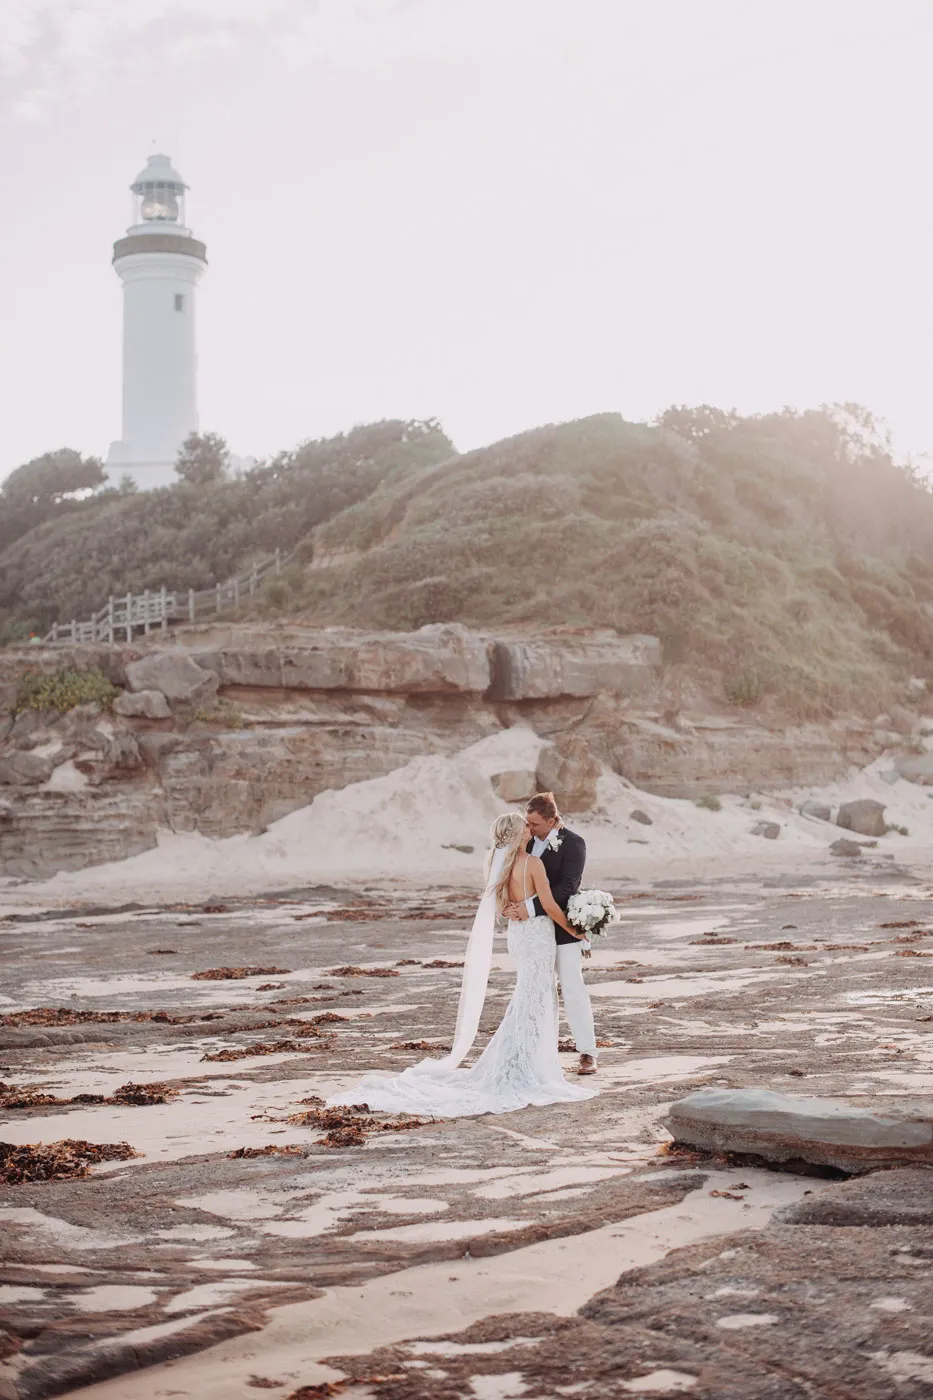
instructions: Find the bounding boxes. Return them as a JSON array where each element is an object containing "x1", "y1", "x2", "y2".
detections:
[{"x1": 556, "y1": 942, "x2": 597, "y2": 1057}]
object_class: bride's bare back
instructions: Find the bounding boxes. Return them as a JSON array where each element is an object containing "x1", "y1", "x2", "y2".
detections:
[
  {"x1": 507, "y1": 855, "x2": 534, "y2": 907},
  {"x1": 506, "y1": 854, "x2": 578, "y2": 937}
]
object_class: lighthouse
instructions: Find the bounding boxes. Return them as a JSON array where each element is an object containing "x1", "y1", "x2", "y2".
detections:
[{"x1": 106, "y1": 154, "x2": 207, "y2": 490}]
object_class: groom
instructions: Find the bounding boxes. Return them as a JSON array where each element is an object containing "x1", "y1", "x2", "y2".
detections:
[{"x1": 503, "y1": 791, "x2": 598, "y2": 1076}]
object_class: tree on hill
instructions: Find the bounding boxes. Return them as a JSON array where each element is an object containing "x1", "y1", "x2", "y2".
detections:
[
  {"x1": 0, "y1": 448, "x2": 106, "y2": 551},
  {"x1": 174, "y1": 432, "x2": 229, "y2": 487},
  {"x1": 3, "y1": 448, "x2": 105, "y2": 510}
]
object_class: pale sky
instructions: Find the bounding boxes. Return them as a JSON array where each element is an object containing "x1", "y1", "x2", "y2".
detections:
[{"x1": 3, "y1": 0, "x2": 932, "y2": 477}]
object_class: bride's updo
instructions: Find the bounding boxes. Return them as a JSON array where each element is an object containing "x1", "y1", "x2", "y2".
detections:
[
  {"x1": 486, "y1": 812, "x2": 528, "y2": 911},
  {"x1": 490, "y1": 812, "x2": 525, "y2": 850}
]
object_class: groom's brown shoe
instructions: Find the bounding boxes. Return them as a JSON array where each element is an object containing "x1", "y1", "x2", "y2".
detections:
[{"x1": 577, "y1": 1054, "x2": 597, "y2": 1075}]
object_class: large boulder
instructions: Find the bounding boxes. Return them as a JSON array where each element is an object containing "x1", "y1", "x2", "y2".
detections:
[
  {"x1": 836, "y1": 798, "x2": 886, "y2": 837},
  {"x1": 886, "y1": 703, "x2": 918, "y2": 735},
  {"x1": 664, "y1": 1088, "x2": 933, "y2": 1175},
  {"x1": 535, "y1": 735, "x2": 601, "y2": 812},
  {"x1": 491, "y1": 770, "x2": 537, "y2": 803},
  {"x1": 799, "y1": 800, "x2": 831, "y2": 822},
  {"x1": 895, "y1": 752, "x2": 933, "y2": 785},
  {"x1": 125, "y1": 653, "x2": 219, "y2": 706},
  {"x1": 113, "y1": 689, "x2": 172, "y2": 719},
  {"x1": 0, "y1": 750, "x2": 56, "y2": 786},
  {"x1": 489, "y1": 633, "x2": 661, "y2": 702},
  {"x1": 73, "y1": 730, "x2": 142, "y2": 784},
  {"x1": 194, "y1": 623, "x2": 491, "y2": 695}
]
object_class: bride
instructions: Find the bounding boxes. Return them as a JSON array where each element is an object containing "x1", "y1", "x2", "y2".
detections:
[{"x1": 327, "y1": 812, "x2": 597, "y2": 1118}]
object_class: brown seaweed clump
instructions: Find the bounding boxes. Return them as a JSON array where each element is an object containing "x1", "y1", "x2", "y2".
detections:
[
  {"x1": 202, "y1": 1039, "x2": 333, "y2": 1062},
  {"x1": 0, "y1": 1080, "x2": 178, "y2": 1110},
  {"x1": 287, "y1": 1105, "x2": 429, "y2": 1148},
  {"x1": 0, "y1": 1007, "x2": 191, "y2": 1027},
  {"x1": 0, "y1": 1139, "x2": 139, "y2": 1184},
  {"x1": 109, "y1": 1082, "x2": 179, "y2": 1105},
  {"x1": 191, "y1": 966, "x2": 291, "y2": 981},
  {"x1": 228, "y1": 1145, "x2": 305, "y2": 1159},
  {"x1": 390, "y1": 1040, "x2": 451, "y2": 1052},
  {"x1": 325, "y1": 966, "x2": 400, "y2": 979},
  {"x1": 287, "y1": 1376, "x2": 404, "y2": 1398}
]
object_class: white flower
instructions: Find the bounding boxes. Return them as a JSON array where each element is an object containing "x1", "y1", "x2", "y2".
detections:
[{"x1": 546, "y1": 829, "x2": 563, "y2": 851}]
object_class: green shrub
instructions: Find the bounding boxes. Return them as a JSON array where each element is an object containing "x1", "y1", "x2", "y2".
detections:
[
  {"x1": 724, "y1": 667, "x2": 765, "y2": 706},
  {"x1": 13, "y1": 667, "x2": 118, "y2": 715},
  {"x1": 695, "y1": 794, "x2": 722, "y2": 811},
  {"x1": 887, "y1": 823, "x2": 909, "y2": 836},
  {"x1": 193, "y1": 699, "x2": 244, "y2": 729},
  {"x1": 262, "y1": 578, "x2": 291, "y2": 610}
]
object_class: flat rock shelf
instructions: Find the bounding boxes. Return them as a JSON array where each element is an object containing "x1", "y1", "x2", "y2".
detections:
[{"x1": 3, "y1": 865, "x2": 933, "y2": 1398}]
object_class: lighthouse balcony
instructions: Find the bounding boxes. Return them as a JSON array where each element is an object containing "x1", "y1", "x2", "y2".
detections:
[{"x1": 113, "y1": 233, "x2": 207, "y2": 264}]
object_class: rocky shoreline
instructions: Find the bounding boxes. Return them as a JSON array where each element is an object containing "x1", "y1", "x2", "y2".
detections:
[{"x1": 3, "y1": 864, "x2": 933, "y2": 1398}]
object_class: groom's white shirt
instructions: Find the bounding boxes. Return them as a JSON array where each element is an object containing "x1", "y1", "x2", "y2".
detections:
[{"x1": 524, "y1": 833, "x2": 549, "y2": 916}]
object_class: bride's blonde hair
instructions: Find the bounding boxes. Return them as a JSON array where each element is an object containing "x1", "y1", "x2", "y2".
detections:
[{"x1": 485, "y1": 812, "x2": 528, "y2": 912}]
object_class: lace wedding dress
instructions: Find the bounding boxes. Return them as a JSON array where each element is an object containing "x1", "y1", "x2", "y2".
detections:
[{"x1": 327, "y1": 855, "x2": 596, "y2": 1119}]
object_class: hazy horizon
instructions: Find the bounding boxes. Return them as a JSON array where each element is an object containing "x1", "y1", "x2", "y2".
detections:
[{"x1": 4, "y1": 0, "x2": 933, "y2": 479}]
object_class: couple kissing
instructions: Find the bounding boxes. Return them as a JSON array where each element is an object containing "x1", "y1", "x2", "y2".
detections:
[{"x1": 328, "y1": 791, "x2": 599, "y2": 1119}]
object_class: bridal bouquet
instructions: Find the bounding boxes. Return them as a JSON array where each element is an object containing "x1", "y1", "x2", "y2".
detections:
[{"x1": 566, "y1": 889, "x2": 617, "y2": 954}]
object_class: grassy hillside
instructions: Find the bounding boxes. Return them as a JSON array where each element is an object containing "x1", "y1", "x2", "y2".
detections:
[
  {"x1": 293, "y1": 405, "x2": 933, "y2": 719},
  {"x1": 0, "y1": 420, "x2": 452, "y2": 639}
]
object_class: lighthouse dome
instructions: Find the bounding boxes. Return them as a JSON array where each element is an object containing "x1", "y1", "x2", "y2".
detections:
[{"x1": 131, "y1": 154, "x2": 187, "y2": 192}]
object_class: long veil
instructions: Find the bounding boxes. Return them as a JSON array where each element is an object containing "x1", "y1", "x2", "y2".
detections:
[{"x1": 406, "y1": 845, "x2": 505, "y2": 1077}]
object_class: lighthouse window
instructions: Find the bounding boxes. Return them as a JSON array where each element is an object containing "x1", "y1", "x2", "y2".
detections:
[{"x1": 174, "y1": 294, "x2": 185, "y2": 312}]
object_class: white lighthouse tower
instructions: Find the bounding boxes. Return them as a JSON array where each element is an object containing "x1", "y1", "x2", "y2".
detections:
[{"x1": 106, "y1": 154, "x2": 207, "y2": 490}]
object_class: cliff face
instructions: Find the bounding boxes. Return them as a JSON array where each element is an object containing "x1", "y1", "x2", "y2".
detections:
[{"x1": 0, "y1": 622, "x2": 890, "y2": 877}]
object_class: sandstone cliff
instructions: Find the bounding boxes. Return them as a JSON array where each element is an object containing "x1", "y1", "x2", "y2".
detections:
[{"x1": 0, "y1": 622, "x2": 899, "y2": 877}]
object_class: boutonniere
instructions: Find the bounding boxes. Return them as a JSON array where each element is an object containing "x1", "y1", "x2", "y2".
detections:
[{"x1": 546, "y1": 829, "x2": 563, "y2": 852}]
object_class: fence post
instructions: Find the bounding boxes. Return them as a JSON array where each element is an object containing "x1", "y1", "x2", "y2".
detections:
[
  {"x1": 160, "y1": 586, "x2": 168, "y2": 632},
  {"x1": 188, "y1": 588, "x2": 195, "y2": 624},
  {"x1": 107, "y1": 596, "x2": 114, "y2": 645},
  {"x1": 274, "y1": 547, "x2": 281, "y2": 575},
  {"x1": 233, "y1": 575, "x2": 240, "y2": 608},
  {"x1": 125, "y1": 593, "x2": 132, "y2": 643},
  {"x1": 215, "y1": 582, "x2": 221, "y2": 614},
  {"x1": 250, "y1": 564, "x2": 258, "y2": 596},
  {"x1": 70, "y1": 619, "x2": 77, "y2": 643}
]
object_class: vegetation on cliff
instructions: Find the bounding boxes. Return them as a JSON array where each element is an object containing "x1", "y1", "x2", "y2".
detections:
[
  {"x1": 295, "y1": 404, "x2": 933, "y2": 717},
  {"x1": 0, "y1": 420, "x2": 451, "y2": 641},
  {"x1": 2, "y1": 403, "x2": 932, "y2": 718}
]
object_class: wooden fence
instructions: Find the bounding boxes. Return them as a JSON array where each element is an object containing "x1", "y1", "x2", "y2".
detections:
[{"x1": 42, "y1": 548, "x2": 291, "y2": 645}]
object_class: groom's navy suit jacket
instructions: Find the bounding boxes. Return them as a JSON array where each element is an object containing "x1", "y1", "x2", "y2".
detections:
[{"x1": 527, "y1": 827, "x2": 586, "y2": 946}]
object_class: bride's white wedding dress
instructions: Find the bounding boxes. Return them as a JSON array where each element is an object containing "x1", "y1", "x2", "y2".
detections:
[{"x1": 327, "y1": 857, "x2": 596, "y2": 1119}]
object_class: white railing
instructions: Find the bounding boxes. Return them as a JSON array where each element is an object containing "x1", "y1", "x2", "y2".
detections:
[{"x1": 42, "y1": 548, "x2": 291, "y2": 645}]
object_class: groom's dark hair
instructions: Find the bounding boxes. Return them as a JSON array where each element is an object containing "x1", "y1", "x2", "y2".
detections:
[{"x1": 527, "y1": 792, "x2": 559, "y2": 820}]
